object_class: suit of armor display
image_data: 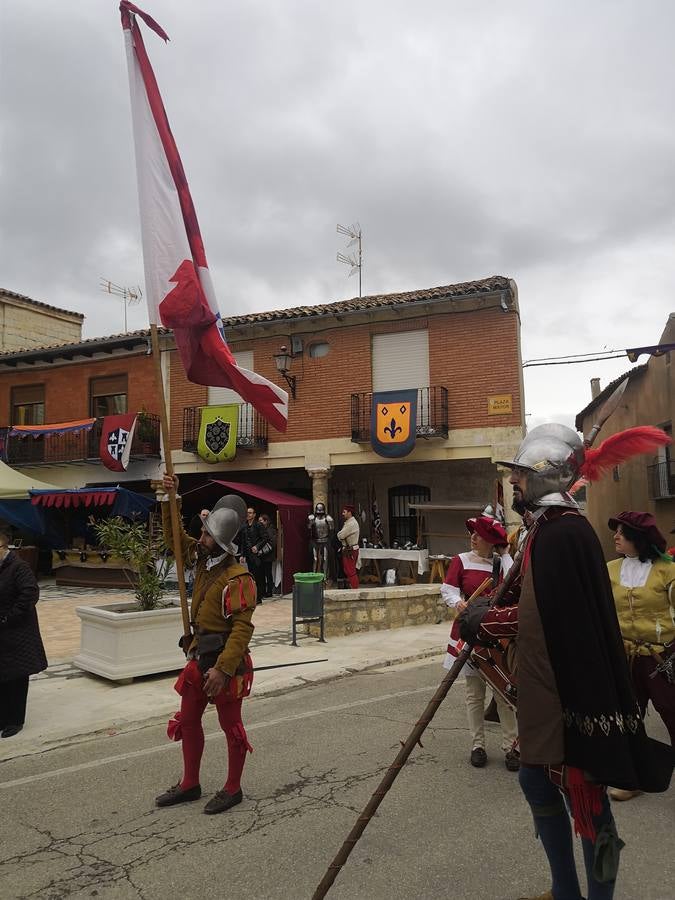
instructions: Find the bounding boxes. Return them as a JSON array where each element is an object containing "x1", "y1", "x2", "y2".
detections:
[{"x1": 308, "y1": 503, "x2": 334, "y2": 576}]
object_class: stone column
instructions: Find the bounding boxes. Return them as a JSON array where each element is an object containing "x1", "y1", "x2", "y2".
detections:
[{"x1": 306, "y1": 465, "x2": 332, "y2": 509}]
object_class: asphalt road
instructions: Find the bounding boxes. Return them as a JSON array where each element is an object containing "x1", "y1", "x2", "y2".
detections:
[{"x1": 0, "y1": 659, "x2": 672, "y2": 900}]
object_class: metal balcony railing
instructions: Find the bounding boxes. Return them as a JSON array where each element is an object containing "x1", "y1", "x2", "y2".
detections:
[
  {"x1": 351, "y1": 386, "x2": 449, "y2": 443},
  {"x1": 647, "y1": 460, "x2": 675, "y2": 500},
  {"x1": 0, "y1": 414, "x2": 161, "y2": 466},
  {"x1": 182, "y1": 404, "x2": 268, "y2": 453}
]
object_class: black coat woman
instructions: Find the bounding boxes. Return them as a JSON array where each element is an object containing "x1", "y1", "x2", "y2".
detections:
[{"x1": 0, "y1": 532, "x2": 47, "y2": 737}]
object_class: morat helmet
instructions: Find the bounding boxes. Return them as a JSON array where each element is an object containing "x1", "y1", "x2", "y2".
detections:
[
  {"x1": 203, "y1": 494, "x2": 247, "y2": 554},
  {"x1": 497, "y1": 424, "x2": 585, "y2": 508}
]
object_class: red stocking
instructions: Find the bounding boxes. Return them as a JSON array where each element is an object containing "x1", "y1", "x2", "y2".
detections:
[
  {"x1": 178, "y1": 662, "x2": 208, "y2": 790},
  {"x1": 215, "y1": 697, "x2": 253, "y2": 794}
]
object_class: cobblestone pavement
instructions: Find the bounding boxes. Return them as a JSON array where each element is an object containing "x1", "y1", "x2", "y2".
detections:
[{"x1": 34, "y1": 579, "x2": 296, "y2": 669}]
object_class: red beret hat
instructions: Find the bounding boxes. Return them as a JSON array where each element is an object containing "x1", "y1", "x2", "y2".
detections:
[
  {"x1": 342, "y1": 504, "x2": 355, "y2": 515},
  {"x1": 466, "y1": 515, "x2": 508, "y2": 547},
  {"x1": 607, "y1": 511, "x2": 666, "y2": 552}
]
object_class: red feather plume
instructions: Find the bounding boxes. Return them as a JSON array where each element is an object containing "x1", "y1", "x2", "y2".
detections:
[{"x1": 580, "y1": 426, "x2": 671, "y2": 482}]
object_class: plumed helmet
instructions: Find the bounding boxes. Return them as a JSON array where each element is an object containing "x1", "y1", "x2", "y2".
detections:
[
  {"x1": 497, "y1": 423, "x2": 585, "y2": 506},
  {"x1": 203, "y1": 494, "x2": 247, "y2": 554}
]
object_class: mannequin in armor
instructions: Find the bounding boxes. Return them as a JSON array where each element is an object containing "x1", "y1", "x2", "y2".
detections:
[{"x1": 308, "y1": 502, "x2": 334, "y2": 576}]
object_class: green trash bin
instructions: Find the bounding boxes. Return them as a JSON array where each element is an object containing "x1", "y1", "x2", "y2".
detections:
[{"x1": 292, "y1": 572, "x2": 326, "y2": 644}]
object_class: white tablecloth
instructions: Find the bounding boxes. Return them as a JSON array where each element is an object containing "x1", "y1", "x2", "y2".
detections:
[{"x1": 357, "y1": 548, "x2": 429, "y2": 575}]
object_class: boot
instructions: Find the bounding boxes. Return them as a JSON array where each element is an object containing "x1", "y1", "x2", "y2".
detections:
[
  {"x1": 516, "y1": 892, "x2": 553, "y2": 900},
  {"x1": 609, "y1": 787, "x2": 642, "y2": 802}
]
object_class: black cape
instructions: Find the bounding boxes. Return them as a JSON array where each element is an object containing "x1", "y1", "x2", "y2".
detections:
[{"x1": 530, "y1": 510, "x2": 673, "y2": 792}]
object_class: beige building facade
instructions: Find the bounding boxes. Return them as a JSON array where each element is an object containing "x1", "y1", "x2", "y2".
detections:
[
  {"x1": 576, "y1": 314, "x2": 675, "y2": 558},
  {"x1": 0, "y1": 289, "x2": 83, "y2": 352}
]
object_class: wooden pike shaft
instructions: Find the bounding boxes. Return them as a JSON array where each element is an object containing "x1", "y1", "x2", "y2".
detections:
[
  {"x1": 150, "y1": 324, "x2": 191, "y2": 638},
  {"x1": 311, "y1": 575, "x2": 492, "y2": 900}
]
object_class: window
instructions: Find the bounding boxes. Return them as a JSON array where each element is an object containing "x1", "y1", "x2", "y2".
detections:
[
  {"x1": 90, "y1": 375, "x2": 128, "y2": 417},
  {"x1": 308, "y1": 342, "x2": 330, "y2": 359},
  {"x1": 11, "y1": 384, "x2": 45, "y2": 425},
  {"x1": 388, "y1": 484, "x2": 430, "y2": 545}
]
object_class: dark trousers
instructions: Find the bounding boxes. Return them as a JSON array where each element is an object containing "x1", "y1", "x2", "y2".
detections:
[
  {"x1": 247, "y1": 557, "x2": 266, "y2": 602},
  {"x1": 261, "y1": 559, "x2": 275, "y2": 597},
  {"x1": 0, "y1": 675, "x2": 29, "y2": 727},
  {"x1": 519, "y1": 764, "x2": 617, "y2": 900},
  {"x1": 631, "y1": 654, "x2": 675, "y2": 745}
]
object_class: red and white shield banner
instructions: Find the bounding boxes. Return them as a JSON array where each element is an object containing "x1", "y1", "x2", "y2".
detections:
[{"x1": 99, "y1": 414, "x2": 138, "y2": 472}]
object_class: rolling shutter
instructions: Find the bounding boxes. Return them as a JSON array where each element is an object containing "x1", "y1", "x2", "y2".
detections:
[
  {"x1": 207, "y1": 350, "x2": 254, "y2": 405},
  {"x1": 371, "y1": 330, "x2": 429, "y2": 391}
]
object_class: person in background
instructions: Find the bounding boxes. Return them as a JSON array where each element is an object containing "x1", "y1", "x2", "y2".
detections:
[
  {"x1": 442, "y1": 515, "x2": 519, "y2": 771},
  {"x1": 606, "y1": 512, "x2": 675, "y2": 802},
  {"x1": 337, "y1": 505, "x2": 360, "y2": 589},
  {"x1": 258, "y1": 513, "x2": 277, "y2": 599},
  {"x1": 0, "y1": 530, "x2": 47, "y2": 738},
  {"x1": 239, "y1": 506, "x2": 266, "y2": 605}
]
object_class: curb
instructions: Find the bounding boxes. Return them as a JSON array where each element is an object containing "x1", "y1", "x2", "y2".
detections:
[{"x1": 4, "y1": 648, "x2": 445, "y2": 762}]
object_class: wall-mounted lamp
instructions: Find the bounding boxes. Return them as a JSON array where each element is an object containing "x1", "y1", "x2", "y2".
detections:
[{"x1": 273, "y1": 345, "x2": 297, "y2": 399}]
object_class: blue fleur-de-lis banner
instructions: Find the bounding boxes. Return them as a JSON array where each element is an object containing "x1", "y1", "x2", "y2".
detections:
[{"x1": 370, "y1": 389, "x2": 417, "y2": 458}]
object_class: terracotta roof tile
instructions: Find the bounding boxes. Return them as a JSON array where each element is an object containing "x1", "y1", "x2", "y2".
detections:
[{"x1": 574, "y1": 365, "x2": 648, "y2": 432}]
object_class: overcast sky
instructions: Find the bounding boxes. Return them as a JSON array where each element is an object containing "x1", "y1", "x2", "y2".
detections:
[{"x1": 1, "y1": 0, "x2": 671, "y2": 429}]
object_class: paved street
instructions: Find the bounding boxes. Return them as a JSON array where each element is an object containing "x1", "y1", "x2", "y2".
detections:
[{"x1": 1, "y1": 659, "x2": 672, "y2": 900}]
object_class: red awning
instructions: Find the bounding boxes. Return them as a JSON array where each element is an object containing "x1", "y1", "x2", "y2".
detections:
[
  {"x1": 30, "y1": 490, "x2": 117, "y2": 509},
  {"x1": 211, "y1": 480, "x2": 312, "y2": 509}
]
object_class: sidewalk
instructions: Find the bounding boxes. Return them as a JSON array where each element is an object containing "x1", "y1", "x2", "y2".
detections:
[{"x1": 1, "y1": 583, "x2": 448, "y2": 761}]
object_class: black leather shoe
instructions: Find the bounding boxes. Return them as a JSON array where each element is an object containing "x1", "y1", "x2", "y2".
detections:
[
  {"x1": 470, "y1": 747, "x2": 487, "y2": 768},
  {"x1": 155, "y1": 783, "x2": 201, "y2": 807},
  {"x1": 1, "y1": 724, "x2": 23, "y2": 739},
  {"x1": 504, "y1": 749, "x2": 521, "y2": 772},
  {"x1": 203, "y1": 788, "x2": 243, "y2": 815}
]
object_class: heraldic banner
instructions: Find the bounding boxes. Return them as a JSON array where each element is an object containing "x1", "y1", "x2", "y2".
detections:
[
  {"x1": 370, "y1": 389, "x2": 417, "y2": 458},
  {"x1": 197, "y1": 405, "x2": 239, "y2": 463},
  {"x1": 100, "y1": 414, "x2": 138, "y2": 472}
]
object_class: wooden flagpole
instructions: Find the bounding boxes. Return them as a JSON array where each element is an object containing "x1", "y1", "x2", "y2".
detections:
[{"x1": 150, "y1": 324, "x2": 191, "y2": 640}]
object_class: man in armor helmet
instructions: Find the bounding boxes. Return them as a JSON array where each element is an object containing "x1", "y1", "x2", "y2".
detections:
[
  {"x1": 308, "y1": 502, "x2": 334, "y2": 577},
  {"x1": 461, "y1": 423, "x2": 673, "y2": 900},
  {"x1": 155, "y1": 474, "x2": 256, "y2": 816}
]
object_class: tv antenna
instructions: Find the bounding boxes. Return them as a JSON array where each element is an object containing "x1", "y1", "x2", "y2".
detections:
[
  {"x1": 337, "y1": 222, "x2": 362, "y2": 297},
  {"x1": 100, "y1": 278, "x2": 143, "y2": 332}
]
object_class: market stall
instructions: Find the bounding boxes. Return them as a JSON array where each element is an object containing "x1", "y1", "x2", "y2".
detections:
[{"x1": 29, "y1": 487, "x2": 155, "y2": 586}]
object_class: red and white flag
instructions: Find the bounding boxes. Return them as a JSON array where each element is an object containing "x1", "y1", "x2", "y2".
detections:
[
  {"x1": 100, "y1": 413, "x2": 137, "y2": 472},
  {"x1": 120, "y1": 3, "x2": 288, "y2": 432}
]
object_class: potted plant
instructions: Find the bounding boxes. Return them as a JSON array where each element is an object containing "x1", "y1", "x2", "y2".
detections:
[{"x1": 73, "y1": 515, "x2": 186, "y2": 681}]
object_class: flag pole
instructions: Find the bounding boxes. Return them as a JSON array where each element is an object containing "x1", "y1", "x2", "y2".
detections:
[{"x1": 150, "y1": 323, "x2": 191, "y2": 640}]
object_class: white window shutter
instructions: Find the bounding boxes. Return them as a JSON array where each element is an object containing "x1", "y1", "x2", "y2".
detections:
[{"x1": 371, "y1": 330, "x2": 429, "y2": 391}]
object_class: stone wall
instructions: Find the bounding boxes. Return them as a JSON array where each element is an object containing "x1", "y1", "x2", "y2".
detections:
[{"x1": 305, "y1": 584, "x2": 452, "y2": 638}]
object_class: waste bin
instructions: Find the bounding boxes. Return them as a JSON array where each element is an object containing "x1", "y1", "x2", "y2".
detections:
[{"x1": 292, "y1": 572, "x2": 326, "y2": 645}]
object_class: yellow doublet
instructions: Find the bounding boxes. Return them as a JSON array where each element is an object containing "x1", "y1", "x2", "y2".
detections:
[
  {"x1": 608, "y1": 557, "x2": 675, "y2": 655},
  {"x1": 162, "y1": 503, "x2": 255, "y2": 676}
]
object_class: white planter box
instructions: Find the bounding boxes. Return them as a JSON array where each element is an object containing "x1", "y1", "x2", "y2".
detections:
[{"x1": 73, "y1": 602, "x2": 186, "y2": 682}]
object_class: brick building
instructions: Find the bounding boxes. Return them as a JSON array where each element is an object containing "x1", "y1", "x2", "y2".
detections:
[
  {"x1": 0, "y1": 289, "x2": 83, "y2": 352},
  {"x1": 0, "y1": 275, "x2": 525, "y2": 554}
]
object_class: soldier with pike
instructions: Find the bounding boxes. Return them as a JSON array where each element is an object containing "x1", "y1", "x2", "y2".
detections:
[
  {"x1": 155, "y1": 472, "x2": 255, "y2": 815},
  {"x1": 460, "y1": 422, "x2": 674, "y2": 900}
]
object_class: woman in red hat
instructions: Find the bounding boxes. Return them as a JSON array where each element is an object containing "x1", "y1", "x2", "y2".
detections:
[
  {"x1": 441, "y1": 515, "x2": 519, "y2": 770},
  {"x1": 607, "y1": 511, "x2": 675, "y2": 800}
]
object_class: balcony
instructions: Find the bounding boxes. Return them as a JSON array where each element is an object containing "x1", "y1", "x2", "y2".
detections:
[
  {"x1": 182, "y1": 404, "x2": 268, "y2": 453},
  {"x1": 351, "y1": 386, "x2": 449, "y2": 443},
  {"x1": 648, "y1": 460, "x2": 675, "y2": 500},
  {"x1": 0, "y1": 414, "x2": 161, "y2": 467}
]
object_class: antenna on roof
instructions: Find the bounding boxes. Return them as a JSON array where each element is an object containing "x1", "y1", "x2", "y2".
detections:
[
  {"x1": 99, "y1": 278, "x2": 143, "y2": 332},
  {"x1": 337, "y1": 222, "x2": 362, "y2": 298}
]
